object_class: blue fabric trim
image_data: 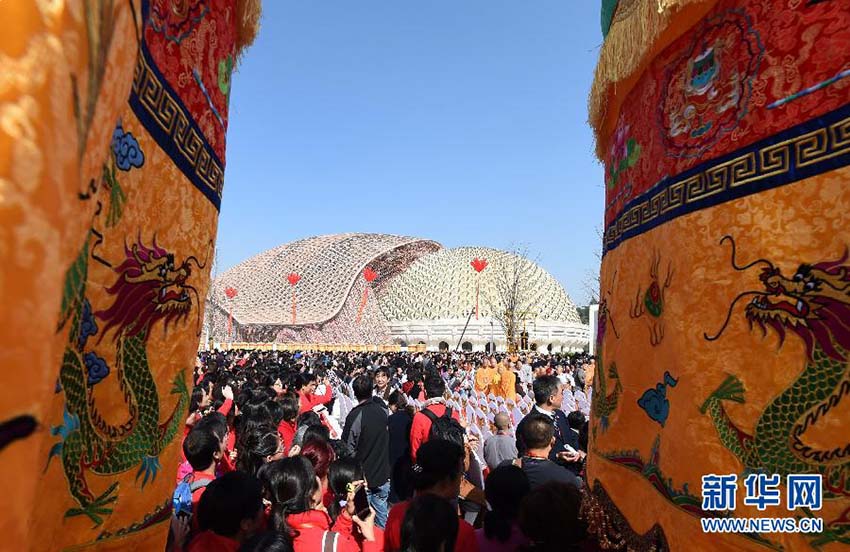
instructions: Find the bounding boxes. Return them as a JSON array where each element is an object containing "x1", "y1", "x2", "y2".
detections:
[{"x1": 129, "y1": 0, "x2": 223, "y2": 211}]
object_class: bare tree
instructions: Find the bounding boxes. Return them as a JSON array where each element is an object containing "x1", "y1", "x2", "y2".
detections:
[
  {"x1": 581, "y1": 225, "x2": 604, "y2": 305},
  {"x1": 202, "y1": 246, "x2": 221, "y2": 349},
  {"x1": 484, "y1": 244, "x2": 540, "y2": 352}
]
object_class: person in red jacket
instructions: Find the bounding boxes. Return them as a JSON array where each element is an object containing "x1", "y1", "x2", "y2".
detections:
[
  {"x1": 385, "y1": 440, "x2": 479, "y2": 552},
  {"x1": 276, "y1": 392, "x2": 300, "y2": 455},
  {"x1": 264, "y1": 456, "x2": 380, "y2": 552},
  {"x1": 178, "y1": 385, "x2": 234, "y2": 481},
  {"x1": 297, "y1": 373, "x2": 333, "y2": 414},
  {"x1": 409, "y1": 375, "x2": 461, "y2": 461}
]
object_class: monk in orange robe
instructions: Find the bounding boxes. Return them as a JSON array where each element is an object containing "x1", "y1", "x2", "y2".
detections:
[
  {"x1": 474, "y1": 357, "x2": 500, "y2": 395},
  {"x1": 584, "y1": 360, "x2": 596, "y2": 390},
  {"x1": 495, "y1": 361, "x2": 517, "y2": 402}
]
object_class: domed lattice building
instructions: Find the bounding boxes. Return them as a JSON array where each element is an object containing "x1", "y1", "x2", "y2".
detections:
[{"x1": 205, "y1": 233, "x2": 589, "y2": 352}]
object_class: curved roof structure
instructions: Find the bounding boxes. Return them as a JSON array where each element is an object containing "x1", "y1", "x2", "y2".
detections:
[
  {"x1": 210, "y1": 233, "x2": 441, "y2": 325},
  {"x1": 206, "y1": 236, "x2": 586, "y2": 349},
  {"x1": 377, "y1": 247, "x2": 580, "y2": 323}
]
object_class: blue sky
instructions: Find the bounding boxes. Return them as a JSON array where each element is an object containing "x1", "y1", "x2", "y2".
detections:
[{"x1": 220, "y1": 1, "x2": 605, "y2": 305}]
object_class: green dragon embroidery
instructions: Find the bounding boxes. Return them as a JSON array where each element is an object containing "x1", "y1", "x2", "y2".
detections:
[
  {"x1": 48, "y1": 237, "x2": 199, "y2": 525},
  {"x1": 593, "y1": 361, "x2": 622, "y2": 433},
  {"x1": 701, "y1": 236, "x2": 850, "y2": 545}
]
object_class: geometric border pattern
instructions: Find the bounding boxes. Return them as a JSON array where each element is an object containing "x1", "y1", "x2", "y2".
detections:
[
  {"x1": 604, "y1": 102, "x2": 850, "y2": 255},
  {"x1": 129, "y1": 42, "x2": 224, "y2": 211},
  {"x1": 582, "y1": 478, "x2": 671, "y2": 552}
]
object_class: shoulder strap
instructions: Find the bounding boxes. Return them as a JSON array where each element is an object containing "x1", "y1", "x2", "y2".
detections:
[
  {"x1": 421, "y1": 408, "x2": 438, "y2": 423},
  {"x1": 442, "y1": 406, "x2": 453, "y2": 419},
  {"x1": 322, "y1": 530, "x2": 338, "y2": 552},
  {"x1": 189, "y1": 478, "x2": 213, "y2": 492}
]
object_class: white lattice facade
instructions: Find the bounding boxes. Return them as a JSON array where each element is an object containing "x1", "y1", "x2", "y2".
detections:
[
  {"x1": 377, "y1": 247, "x2": 586, "y2": 352},
  {"x1": 205, "y1": 234, "x2": 589, "y2": 351}
]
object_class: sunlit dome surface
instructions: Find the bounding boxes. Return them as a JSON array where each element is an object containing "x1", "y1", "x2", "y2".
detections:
[
  {"x1": 205, "y1": 235, "x2": 585, "y2": 349},
  {"x1": 377, "y1": 246, "x2": 580, "y2": 323},
  {"x1": 210, "y1": 233, "x2": 441, "y2": 326}
]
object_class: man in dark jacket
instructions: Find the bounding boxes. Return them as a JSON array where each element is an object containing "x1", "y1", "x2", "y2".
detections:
[
  {"x1": 386, "y1": 390, "x2": 413, "y2": 503},
  {"x1": 511, "y1": 413, "x2": 582, "y2": 491},
  {"x1": 342, "y1": 374, "x2": 391, "y2": 528},
  {"x1": 516, "y1": 375, "x2": 584, "y2": 472}
]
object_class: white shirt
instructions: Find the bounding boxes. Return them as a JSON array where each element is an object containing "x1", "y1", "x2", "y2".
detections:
[{"x1": 534, "y1": 404, "x2": 555, "y2": 419}]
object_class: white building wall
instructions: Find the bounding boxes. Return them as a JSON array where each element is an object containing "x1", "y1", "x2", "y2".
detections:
[
  {"x1": 387, "y1": 317, "x2": 590, "y2": 353},
  {"x1": 588, "y1": 304, "x2": 599, "y2": 356}
]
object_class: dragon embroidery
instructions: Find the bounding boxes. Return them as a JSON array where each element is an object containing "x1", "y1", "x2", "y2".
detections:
[
  {"x1": 701, "y1": 235, "x2": 850, "y2": 545},
  {"x1": 593, "y1": 362, "x2": 622, "y2": 433},
  {"x1": 48, "y1": 237, "x2": 199, "y2": 525}
]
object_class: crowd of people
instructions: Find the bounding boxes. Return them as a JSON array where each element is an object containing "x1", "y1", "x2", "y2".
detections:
[{"x1": 169, "y1": 349, "x2": 598, "y2": 552}]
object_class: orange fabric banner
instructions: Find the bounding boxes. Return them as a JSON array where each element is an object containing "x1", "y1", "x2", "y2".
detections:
[
  {"x1": 587, "y1": 1, "x2": 850, "y2": 550},
  {"x1": 0, "y1": 1, "x2": 258, "y2": 549}
]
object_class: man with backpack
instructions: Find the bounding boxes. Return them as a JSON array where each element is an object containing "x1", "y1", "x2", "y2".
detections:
[
  {"x1": 174, "y1": 425, "x2": 223, "y2": 528},
  {"x1": 409, "y1": 375, "x2": 464, "y2": 462}
]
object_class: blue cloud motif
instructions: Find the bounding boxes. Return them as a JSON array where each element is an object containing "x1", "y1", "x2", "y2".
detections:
[
  {"x1": 637, "y1": 371, "x2": 679, "y2": 427},
  {"x1": 78, "y1": 299, "x2": 98, "y2": 350},
  {"x1": 84, "y1": 352, "x2": 110, "y2": 386},
  {"x1": 111, "y1": 122, "x2": 145, "y2": 171}
]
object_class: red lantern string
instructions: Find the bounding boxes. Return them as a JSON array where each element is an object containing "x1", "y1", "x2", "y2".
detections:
[
  {"x1": 356, "y1": 267, "x2": 378, "y2": 324},
  {"x1": 287, "y1": 273, "x2": 301, "y2": 324},
  {"x1": 470, "y1": 258, "x2": 488, "y2": 320},
  {"x1": 224, "y1": 287, "x2": 238, "y2": 339}
]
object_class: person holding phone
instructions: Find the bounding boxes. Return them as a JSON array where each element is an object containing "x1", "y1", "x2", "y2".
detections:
[
  {"x1": 263, "y1": 456, "x2": 379, "y2": 552},
  {"x1": 327, "y1": 459, "x2": 371, "y2": 524},
  {"x1": 342, "y1": 375, "x2": 391, "y2": 528},
  {"x1": 515, "y1": 375, "x2": 584, "y2": 471}
]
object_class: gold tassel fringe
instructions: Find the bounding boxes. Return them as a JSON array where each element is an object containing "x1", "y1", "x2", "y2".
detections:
[
  {"x1": 235, "y1": 0, "x2": 262, "y2": 62},
  {"x1": 588, "y1": 0, "x2": 718, "y2": 160}
]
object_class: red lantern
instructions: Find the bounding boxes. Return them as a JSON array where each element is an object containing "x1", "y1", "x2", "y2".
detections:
[
  {"x1": 287, "y1": 273, "x2": 301, "y2": 323},
  {"x1": 357, "y1": 267, "x2": 378, "y2": 323},
  {"x1": 471, "y1": 258, "x2": 488, "y2": 273},
  {"x1": 224, "y1": 287, "x2": 238, "y2": 339},
  {"x1": 470, "y1": 258, "x2": 488, "y2": 319}
]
